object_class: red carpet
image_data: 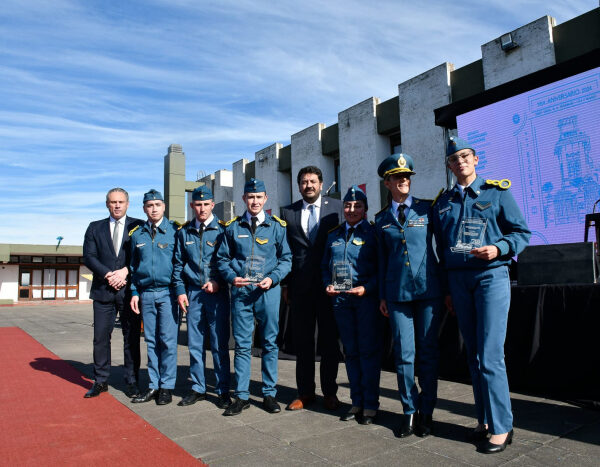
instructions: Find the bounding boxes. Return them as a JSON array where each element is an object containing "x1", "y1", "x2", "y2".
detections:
[{"x1": 0, "y1": 327, "x2": 203, "y2": 466}]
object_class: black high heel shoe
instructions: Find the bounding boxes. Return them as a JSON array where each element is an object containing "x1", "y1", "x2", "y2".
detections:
[{"x1": 480, "y1": 429, "x2": 513, "y2": 454}]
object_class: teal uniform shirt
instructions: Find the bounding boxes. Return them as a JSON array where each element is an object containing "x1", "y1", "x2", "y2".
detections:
[
  {"x1": 173, "y1": 216, "x2": 226, "y2": 296},
  {"x1": 129, "y1": 217, "x2": 178, "y2": 295},
  {"x1": 321, "y1": 220, "x2": 378, "y2": 296},
  {"x1": 432, "y1": 176, "x2": 531, "y2": 271},
  {"x1": 375, "y1": 198, "x2": 442, "y2": 302}
]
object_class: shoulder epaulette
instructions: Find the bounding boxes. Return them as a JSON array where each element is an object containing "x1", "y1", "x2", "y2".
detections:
[
  {"x1": 178, "y1": 220, "x2": 190, "y2": 230},
  {"x1": 128, "y1": 225, "x2": 140, "y2": 236},
  {"x1": 431, "y1": 189, "x2": 445, "y2": 206},
  {"x1": 375, "y1": 205, "x2": 390, "y2": 217},
  {"x1": 170, "y1": 220, "x2": 185, "y2": 230},
  {"x1": 485, "y1": 179, "x2": 511, "y2": 190},
  {"x1": 218, "y1": 219, "x2": 227, "y2": 226},
  {"x1": 222, "y1": 216, "x2": 239, "y2": 227},
  {"x1": 328, "y1": 223, "x2": 343, "y2": 234},
  {"x1": 272, "y1": 215, "x2": 287, "y2": 227}
]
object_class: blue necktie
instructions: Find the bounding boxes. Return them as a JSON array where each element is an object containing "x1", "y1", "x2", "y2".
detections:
[{"x1": 307, "y1": 205, "x2": 318, "y2": 243}]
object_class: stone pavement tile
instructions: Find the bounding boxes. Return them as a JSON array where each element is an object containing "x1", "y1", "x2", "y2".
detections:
[
  {"x1": 249, "y1": 409, "x2": 348, "y2": 443},
  {"x1": 211, "y1": 444, "x2": 327, "y2": 466},
  {"x1": 291, "y1": 424, "x2": 417, "y2": 465},
  {"x1": 358, "y1": 445, "x2": 471, "y2": 466},
  {"x1": 548, "y1": 420, "x2": 600, "y2": 457},
  {"x1": 140, "y1": 408, "x2": 246, "y2": 438},
  {"x1": 504, "y1": 445, "x2": 599, "y2": 466},
  {"x1": 176, "y1": 425, "x2": 286, "y2": 463}
]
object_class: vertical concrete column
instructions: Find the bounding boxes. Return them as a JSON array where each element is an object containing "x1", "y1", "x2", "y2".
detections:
[
  {"x1": 232, "y1": 158, "x2": 249, "y2": 216},
  {"x1": 290, "y1": 123, "x2": 335, "y2": 203},
  {"x1": 213, "y1": 169, "x2": 233, "y2": 205},
  {"x1": 398, "y1": 63, "x2": 454, "y2": 198},
  {"x1": 254, "y1": 143, "x2": 291, "y2": 214},
  {"x1": 164, "y1": 144, "x2": 186, "y2": 222},
  {"x1": 482, "y1": 16, "x2": 556, "y2": 89},
  {"x1": 338, "y1": 97, "x2": 390, "y2": 217}
]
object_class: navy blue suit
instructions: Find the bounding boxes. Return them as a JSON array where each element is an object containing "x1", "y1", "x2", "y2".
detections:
[{"x1": 83, "y1": 215, "x2": 143, "y2": 384}]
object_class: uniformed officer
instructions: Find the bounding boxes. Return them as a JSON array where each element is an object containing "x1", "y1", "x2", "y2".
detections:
[
  {"x1": 216, "y1": 178, "x2": 292, "y2": 415},
  {"x1": 322, "y1": 186, "x2": 381, "y2": 425},
  {"x1": 173, "y1": 185, "x2": 231, "y2": 409},
  {"x1": 375, "y1": 154, "x2": 443, "y2": 438},
  {"x1": 129, "y1": 189, "x2": 179, "y2": 406},
  {"x1": 433, "y1": 137, "x2": 530, "y2": 453}
]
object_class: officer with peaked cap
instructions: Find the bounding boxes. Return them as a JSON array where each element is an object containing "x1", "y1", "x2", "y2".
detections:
[
  {"x1": 322, "y1": 185, "x2": 381, "y2": 425},
  {"x1": 129, "y1": 189, "x2": 180, "y2": 405},
  {"x1": 216, "y1": 178, "x2": 292, "y2": 415},
  {"x1": 375, "y1": 154, "x2": 443, "y2": 438},
  {"x1": 432, "y1": 137, "x2": 530, "y2": 453},
  {"x1": 173, "y1": 185, "x2": 231, "y2": 409}
]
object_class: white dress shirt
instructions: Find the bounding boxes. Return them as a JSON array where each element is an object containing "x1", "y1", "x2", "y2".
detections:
[
  {"x1": 301, "y1": 195, "x2": 322, "y2": 236},
  {"x1": 109, "y1": 216, "x2": 125, "y2": 255},
  {"x1": 195, "y1": 214, "x2": 214, "y2": 230}
]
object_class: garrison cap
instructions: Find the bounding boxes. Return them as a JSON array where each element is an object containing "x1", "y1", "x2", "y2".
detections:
[
  {"x1": 244, "y1": 178, "x2": 266, "y2": 194},
  {"x1": 343, "y1": 185, "x2": 368, "y2": 210},
  {"x1": 446, "y1": 136, "x2": 474, "y2": 157},
  {"x1": 377, "y1": 153, "x2": 416, "y2": 178},
  {"x1": 192, "y1": 185, "x2": 213, "y2": 201},
  {"x1": 143, "y1": 189, "x2": 163, "y2": 203}
]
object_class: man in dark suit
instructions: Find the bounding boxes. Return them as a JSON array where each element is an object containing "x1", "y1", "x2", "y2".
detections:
[
  {"x1": 83, "y1": 187, "x2": 144, "y2": 398},
  {"x1": 280, "y1": 166, "x2": 343, "y2": 411}
]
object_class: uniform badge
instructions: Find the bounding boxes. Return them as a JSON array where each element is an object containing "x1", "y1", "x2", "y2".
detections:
[
  {"x1": 256, "y1": 237, "x2": 269, "y2": 245},
  {"x1": 238, "y1": 234, "x2": 249, "y2": 238},
  {"x1": 185, "y1": 241, "x2": 195, "y2": 245},
  {"x1": 157, "y1": 243, "x2": 169, "y2": 249},
  {"x1": 398, "y1": 155, "x2": 406, "y2": 168},
  {"x1": 381, "y1": 224, "x2": 392, "y2": 229},
  {"x1": 439, "y1": 206, "x2": 451, "y2": 214},
  {"x1": 331, "y1": 241, "x2": 343, "y2": 247},
  {"x1": 475, "y1": 201, "x2": 492, "y2": 210},
  {"x1": 136, "y1": 243, "x2": 145, "y2": 248},
  {"x1": 352, "y1": 238, "x2": 365, "y2": 246},
  {"x1": 206, "y1": 240, "x2": 215, "y2": 247}
]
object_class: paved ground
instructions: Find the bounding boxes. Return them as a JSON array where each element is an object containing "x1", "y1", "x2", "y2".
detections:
[{"x1": 1, "y1": 303, "x2": 599, "y2": 466}]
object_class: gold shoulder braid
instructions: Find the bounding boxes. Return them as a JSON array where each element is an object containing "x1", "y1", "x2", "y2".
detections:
[
  {"x1": 485, "y1": 179, "x2": 511, "y2": 190},
  {"x1": 128, "y1": 225, "x2": 140, "y2": 236},
  {"x1": 272, "y1": 215, "x2": 287, "y2": 227}
]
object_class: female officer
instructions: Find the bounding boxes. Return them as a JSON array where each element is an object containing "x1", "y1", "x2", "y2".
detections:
[
  {"x1": 433, "y1": 137, "x2": 530, "y2": 453},
  {"x1": 321, "y1": 185, "x2": 381, "y2": 425},
  {"x1": 375, "y1": 154, "x2": 443, "y2": 438}
]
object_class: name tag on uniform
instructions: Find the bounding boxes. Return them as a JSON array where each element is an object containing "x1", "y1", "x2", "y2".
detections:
[
  {"x1": 408, "y1": 218, "x2": 426, "y2": 227},
  {"x1": 331, "y1": 241, "x2": 344, "y2": 247},
  {"x1": 206, "y1": 241, "x2": 215, "y2": 247},
  {"x1": 381, "y1": 224, "x2": 392, "y2": 229},
  {"x1": 439, "y1": 206, "x2": 451, "y2": 214},
  {"x1": 475, "y1": 201, "x2": 492, "y2": 211},
  {"x1": 185, "y1": 241, "x2": 195, "y2": 245},
  {"x1": 256, "y1": 237, "x2": 269, "y2": 245},
  {"x1": 352, "y1": 238, "x2": 365, "y2": 246},
  {"x1": 157, "y1": 243, "x2": 169, "y2": 249},
  {"x1": 238, "y1": 234, "x2": 249, "y2": 238},
  {"x1": 136, "y1": 243, "x2": 145, "y2": 248}
]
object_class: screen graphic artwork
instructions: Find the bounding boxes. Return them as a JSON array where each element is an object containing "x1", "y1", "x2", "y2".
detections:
[{"x1": 457, "y1": 67, "x2": 600, "y2": 246}]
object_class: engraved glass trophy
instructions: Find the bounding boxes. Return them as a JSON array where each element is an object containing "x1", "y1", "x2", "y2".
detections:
[
  {"x1": 450, "y1": 217, "x2": 488, "y2": 253},
  {"x1": 332, "y1": 261, "x2": 353, "y2": 291},
  {"x1": 243, "y1": 255, "x2": 266, "y2": 283}
]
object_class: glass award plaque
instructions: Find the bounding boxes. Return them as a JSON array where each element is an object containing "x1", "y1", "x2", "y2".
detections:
[
  {"x1": 450, "y1": 217, "x2": 488, "y2": 253},
  {"x1": 243, "y1": 255, "x2": 266, "y2": 283},
  {"x1": 332, "y1": 261, "x2": 353, "y2": 291}
]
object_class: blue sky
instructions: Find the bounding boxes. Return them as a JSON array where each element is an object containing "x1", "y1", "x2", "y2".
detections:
[{"x1": 1, "y1": 0, "x2": 597, "y2": 245}]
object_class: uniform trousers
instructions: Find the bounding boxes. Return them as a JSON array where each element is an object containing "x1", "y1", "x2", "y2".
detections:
[
  {"x1": 140, "y1": 288, "x2": 179, "y2": 390},
  {"x1": 187, "y1": 287, "x2": 230, "y2": 395},
  {"x1": 448, "y1": 266, "x2": 513, "y2": 434},
  {"x1": 231, "y1": 285, "x2": 280, "y2": 400},
  {"x1": 93, "y1": 298, "x2": 141, "y2": 384},
  {"x1": 388, "y1": 298, "x2": 441, "y2": 415},
  {"x1": 333, "y1": 294, "x2": 381, "y2": 411}
]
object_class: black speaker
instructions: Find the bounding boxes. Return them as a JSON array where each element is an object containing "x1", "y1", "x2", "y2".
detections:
[{"x1": 517, "y1": 242, "x2": 597, "y2": 286}]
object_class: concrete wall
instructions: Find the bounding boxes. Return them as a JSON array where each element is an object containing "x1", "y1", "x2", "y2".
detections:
[
  {"x1": 482, "y1": 15, "x2": 556, "y2": 90},
  {"x1": 338, "y1": 97, "x2": 390, "y2": 217},
  {"x1": 0, "y1": 265, "x2": 18, "y2": 303},
  {"x1": 254, "y1": 143, "x2": 291, "y2": 214},
  {"x1": 290, "y1": 123, "x2": 336, "y2": 204},
  {"x1": 79, "y1": 265, "x2": 91, "y2": 300},
  {"x1": 164, "y1": 144, "x2": 187, "y2": 222},
  {"x1": 398, "y1": 63, "x2": 454, "y2": 198},
  {"x1": 232, "y1": 158, "x2": 249, "y2": 216}
]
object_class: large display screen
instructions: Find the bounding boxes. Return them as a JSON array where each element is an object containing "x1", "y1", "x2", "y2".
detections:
[{"x1": 457, "y1": 67, "x2": 600, "y2": 245}]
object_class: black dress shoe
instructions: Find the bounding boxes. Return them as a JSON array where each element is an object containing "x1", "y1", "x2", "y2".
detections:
[
  {"x1": 84, "y1": 382, "x2": 108, "y2": 398},
  {"x1": 263, "y1": 396, "x2": 281, "y2": 413},
  {"x1": 341, "y1": 409, "x2": 361, "y2": 421},
  {"x1": 480, "y1": 429, "x2": 513, "y2": 454},
  {"x1": 177, "y1": 390, "x2": 206, "y2": 406},
  {"x1": 398, "y1": 414, "x2": 415, "y2": 438},
  {"x1": 359, "y1": 411, "x2": 377, "y2": 425},
  {"x1": 466, "y1": 427, "x2": 489, "y2": 442},
  {"x1": 416, "y1": 413, "x2": 433, "y2": 437},
  {"x1": 131, "y1": 388, "x2": 159, "y2": 403},
  {"x1": 124, "y1": 383, "x2": 140, "y2": 398},
  {"x1": 216, "y1": 393, "x2": 232, "y2": 409},
  {"x1": 157, "y1": 389, "x2": 172, "y2": 405},
  {"x1": 223, "y1": 397, "x2": 250, "y2": 416}
]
